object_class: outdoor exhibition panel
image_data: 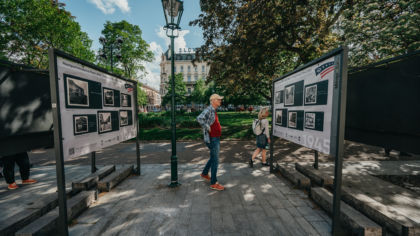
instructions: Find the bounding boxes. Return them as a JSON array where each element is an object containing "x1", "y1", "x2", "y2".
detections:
[
  {"x1": 273, "y1": 47, "x2": 347, "y2": 157},
  {"x1": 272, "y1": 46, "x2": 348, "y2": 235},
  {"x1": 50, "y1": 50, "x2": 137, "y2": 160},
  {"x1": 49, "y1": 49, "x2": 140, "y2": 235}
]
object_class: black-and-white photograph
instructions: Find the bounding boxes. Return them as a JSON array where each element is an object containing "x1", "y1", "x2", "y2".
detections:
[
  {"x1": 275, "y1": 109, "x2": 282, "y2": 125},
  {"x1": 275, "y1": 91, "x2": 281, "y2": 104},
  {"x1": 288, "y1": 111, "x2": 297, "y2": 128},
  {"x1": 99, "y1": 112, "x2": 112, "y2": 133},
  {"x1": 305, "y1": 84, "x2": 317, "y2": 104},
  {"x1": 121, "y1": 94, "x2": 130, "y2": 107},
  {"x1": 67, "y1": 77, "x2": 89, "y2": 106},
  {"x1": 285, "y1": 85, "x2": 295, "y2": 105},
  {"x1": 120, "y1": 111, "x2": 128, "y2": 126},
  {"x1": 305, "y1": 113, "x2": 316, "y2": 129},
  {"x1": 74, "y1": 116, "x2": 88, "y2": 134},
  {"x1": 103, "y1": 88, "x2": 114, "y2": 106}
]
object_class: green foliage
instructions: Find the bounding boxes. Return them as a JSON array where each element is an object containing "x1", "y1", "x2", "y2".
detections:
[
  {"x1": 138, "y1": 111, "x2": 269, "y2": 140},
  {"x1": 339, "y1": 1, "x2": 420, "y2": 66},
  {"x1": 98, "y1": 20, "x2": 153, "y2": 79},
  {"x1": 161, "y1": 73, "x2": 187, "y2": 106},
  {"x1": 190, "y1": 0, "x2": 351, "y2": 102},
  {"x1": 0, "y1": 0, "x2": 95, "y2": 68},
  {"x1": 137, "y1": 83, "x2": 148, "y2": 106},
  {"x1": 190, "y1": 78, "x2": 207, "y2": 104}
]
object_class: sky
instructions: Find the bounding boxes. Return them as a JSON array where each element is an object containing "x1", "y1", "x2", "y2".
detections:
[{"x1": 62, "y1": 0, "x2": 204, "y2": 90}]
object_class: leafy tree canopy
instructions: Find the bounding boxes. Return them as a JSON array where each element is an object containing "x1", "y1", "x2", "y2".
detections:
[
  {"x1": 190, "y1": 0, "x2": 420, "y2": 102},
  {"x1": 137, "y1": 83, "x2": 148, "y2": 107},
  {"x1": 161, "y1": 73, "x2": 187, "y2": 106},
  {"x1": 99, "y1": 20, "x2": 153, "y2": 79},
  {"x1": 189, "y1": 78, "x2": 208, "y2": 104},
  {"x1": 0, "y1": 0, "x2": 95, "y2": 68},
  {"x1": 339, "y1": 0, "x2": 420, "y2": 66}
]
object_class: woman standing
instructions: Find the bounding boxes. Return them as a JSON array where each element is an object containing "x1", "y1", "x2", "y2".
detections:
[{"x1": 250, "y1": 107, "x2": 271, "y2": 167}]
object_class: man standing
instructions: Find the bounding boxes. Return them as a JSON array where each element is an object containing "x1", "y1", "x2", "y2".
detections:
[{"x1": 197, "y1": 94, "x2": 225, "y2": 191}]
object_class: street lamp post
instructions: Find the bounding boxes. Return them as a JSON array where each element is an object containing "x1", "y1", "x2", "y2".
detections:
[
  {"x1": 162, "y1": 0, "x2": 183, "y2": 188},
  {"x1": 99, "y1": 36, "x2": 123, "y2": 72}
]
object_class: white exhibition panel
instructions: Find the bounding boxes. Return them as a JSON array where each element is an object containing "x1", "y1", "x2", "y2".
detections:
[
  {"x1": 56, "y1": 56, "x2": 137, "y2": 160},
  {"x1": 273, "y1": 56, "x2": 336, "y2": 155}
]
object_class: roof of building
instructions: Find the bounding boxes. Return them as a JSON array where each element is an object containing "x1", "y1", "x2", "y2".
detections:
[
  {"x1": 164, "y1": 49, "x2": 197, "y2": 61},
  {"x1": 140, "y1": 83, "x2": 159, "y2": 94}
]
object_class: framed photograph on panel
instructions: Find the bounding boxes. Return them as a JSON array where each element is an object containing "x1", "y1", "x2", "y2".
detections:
[
  {"x1": 285, "y1": 85, "x2": 295, "y2": 106},
  {"x1": 275, "y1": 109, "x2": 283, "y2": 125},
  {"x1": 275, "y1": 91, "x2": 281, "y2": 104},
  {"x1": 98, "y1": 111, "x2": 113, "y2": 133},
  {"x1": 305, "y1": 84, "x2": 317, "y2": 104},
  {"x1": 74, "y1": 115, "x2": 88, "y2": 134},
  {"x1": 120, "y1": 111, "x2": 129, "y2": 126},
  {"x1": 103, "y1": 88, "x2": 114, "y2": 106},
  {"x1": 121, "y1": 93, "x2": 131, "y2": 107},
  {"x1": 288, "y1": 111, "x2": 297, "y2": 128},
  {"x1": 67, "y1": 77, "x2": 89, "y2": 107},
  {"x1": 305, "y1": 112, "x2": 316, "y2": 129}
]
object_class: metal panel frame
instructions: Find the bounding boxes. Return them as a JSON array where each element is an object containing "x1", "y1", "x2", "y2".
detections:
[
  {"x1": 48, "y1": 48, "x2": 141, "y2": 235},
  {"x1": 271, "y1": 46, "x2": 348, "y2": 235}
]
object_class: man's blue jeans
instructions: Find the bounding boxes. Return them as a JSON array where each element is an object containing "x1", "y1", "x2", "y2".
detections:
[{"x1": 202, "y1": 137, "x2": 220, "y2": 185}]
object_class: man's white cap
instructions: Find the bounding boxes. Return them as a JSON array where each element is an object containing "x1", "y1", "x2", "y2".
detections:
[{"x1": 209, "y1": 93, "x2": 224, "y2": 101}]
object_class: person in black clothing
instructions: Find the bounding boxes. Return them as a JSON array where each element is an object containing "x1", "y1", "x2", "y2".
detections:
[{"x1": 2, "y1": 152, "x2": 37, "y2": 190}]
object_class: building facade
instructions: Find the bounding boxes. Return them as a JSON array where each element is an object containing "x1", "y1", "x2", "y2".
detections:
[
  {"x1": 160, "y1": 47, "x2": 210, "y2": 98},
  {"x1": 140, "y1": 84, "x2": 161, "y2": 112}
]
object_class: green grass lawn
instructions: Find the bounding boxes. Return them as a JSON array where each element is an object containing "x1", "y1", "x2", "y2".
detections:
[{"x1": 139, "y1": 111, "x2": 271, "y2": 141}]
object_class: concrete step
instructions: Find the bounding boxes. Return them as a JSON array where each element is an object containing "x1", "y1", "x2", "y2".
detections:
[
  {"x1": 72, "y1": 165, "x2": 116, "y2": 191},
  {"x1": 98, "y1": 165, "x2": 133, "y2": 192},
  {"x1": 15, "y1": 190, "x2": 97, "y2": 236},
  {"x1": 0, "y1": 185, "x2": 79, "y2": 236},
  {"x1": 311, "y1": 187, "x2": 382, "y2": 236},
  {"x1": 295, "y1": 163, "x2": 334, "y2": 187},
  {"x1": 276, "y1": 163, "x2": 310, "y2": 189},
  {"x1": 341, "y1": 185, "x2": 420, "y2": 236}
]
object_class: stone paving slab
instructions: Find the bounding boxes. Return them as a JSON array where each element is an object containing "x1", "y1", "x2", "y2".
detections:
[
  {"x1": 69, "y1": 163, "x2": 332, "y2": 236},
  {"x1": 27, "y1": 140, "x2": 420, "y2": 167}
]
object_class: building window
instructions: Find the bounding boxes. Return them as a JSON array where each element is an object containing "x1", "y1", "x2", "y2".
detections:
[
  {"x1": 188, "y1": 88, "x2": 191, "y2": 94},
  {"x1": 194, "y1": 75, "x2": 198, "y2": 81},
  {"x1": 187, "y1": 75, "x2": 191, "y2": 82},
  {"x1": 188, "y1": 65, "x2": 191, "y2": 72},
  {"x1": 180, "y1": 66, "x2": 184, "y2": 72},
  {"x1": 194, "y1": 66, "x2": 197, "y2": 72},
  {"x1": 202, "y1": 65, "x2": 205, "y2": 72}
]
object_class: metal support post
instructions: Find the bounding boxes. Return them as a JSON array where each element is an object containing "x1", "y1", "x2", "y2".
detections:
[
  {"x1": 91, "y1": 152, "x2": 97, "y2": 173},
  {"x1": 313, "y1": 150, "x2": 318, "y2": 169},
  {"x1": 169, "y1": 36, "x2": 180, "y2": 187},
  {"x1": 332, "y1": 47, "x2": 348, "y2": 236},
  {"x1": 134, "y1": 84, "x2": 141, "y2": 175},
  {"x1": 48, "y1": 48, "x2": 69, "y2": 236}
]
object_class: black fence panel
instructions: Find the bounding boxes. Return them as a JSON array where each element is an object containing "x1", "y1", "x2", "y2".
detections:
[
  {"x1": 345, "y1": 51, "x2": 420, "y2": 154},
  {"x1": 0, "y1": 61, "x2": 53, "y2": 156}
]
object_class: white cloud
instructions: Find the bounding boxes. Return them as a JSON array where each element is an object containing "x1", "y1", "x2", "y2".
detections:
[
  {"x1": 88, "y1": 0, "x2": 130, "y2": 14},
  {"x1": 138, "y1": 42, "x2": 163, "y2": 91},
  {"x1": 156, "y1": 27, "x2": 189, "y2": 52},
  {"x1": 139, "y1": 26, "x2": 191, "y2": 91}
]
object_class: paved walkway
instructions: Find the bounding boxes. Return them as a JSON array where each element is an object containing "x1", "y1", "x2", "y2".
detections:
[
  {"x1": 28, "y1": 140, "x2": 420, "y2": 167},
  {"x1": 70, "y1": 163, "x2": 331, "y2": 236}
]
